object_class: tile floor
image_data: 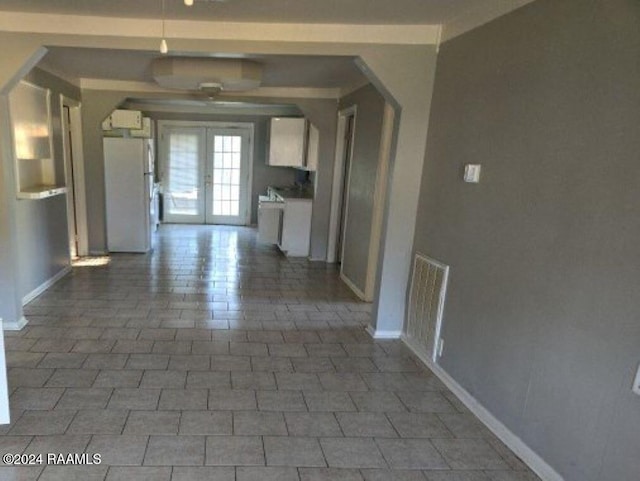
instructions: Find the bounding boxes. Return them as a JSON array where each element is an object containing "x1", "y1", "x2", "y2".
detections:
[{"x1": 0, "y1": 225, "x2": 540, "y2": 480}]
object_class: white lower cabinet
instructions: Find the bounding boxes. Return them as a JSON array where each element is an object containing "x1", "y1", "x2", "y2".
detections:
[
  {"x1": 257, "y1": 190, "x2": 312, "y2": 257},
  {"x1": 278, "y1": 200, "x2": 312, "y2": 257}
]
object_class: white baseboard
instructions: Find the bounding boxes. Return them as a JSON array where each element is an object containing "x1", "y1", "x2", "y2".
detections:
[
  {"x1": 340, "y1": 272, "x2": 368, "y2": 301},
  {"x1": 366, "y1": 324, "x2": 402, "y2": 339},
  {"x1": 402, "y1": 335, "x2": 564, "y2": 481},
  {"x1": 22, "y1": 266, "x2": 72, "y2": 306},
  {"x1": 3, "y1": 316, "x2": 28, "y2": 331}
]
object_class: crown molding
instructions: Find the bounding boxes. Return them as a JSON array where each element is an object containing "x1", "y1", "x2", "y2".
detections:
[
  {"x1": 123, "y1": 100, "x2": 301, "y2": 117},
  {"x1": 239, "y1": 87, "x2": 341, "y2": 100},
  {"x1": 79, "y1": 78, "x2": 341, "y2": 99},
  {"x1": 79, "y1": 79, "x2": 172, "y2": 92},
  {"x1": 0, "y1": 12, "x2": 440, "y2": 45}
]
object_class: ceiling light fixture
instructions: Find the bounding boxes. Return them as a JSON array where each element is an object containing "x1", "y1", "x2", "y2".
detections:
[
  {"x1": 199, "y1": 82, "x2": 223, "y2": 99},
  {"x1": 160, "y1": 0, "x2": 168, "y2": 54},
  {"x1": 184, "y1": 0, "x2": 228, "y2": 7}
]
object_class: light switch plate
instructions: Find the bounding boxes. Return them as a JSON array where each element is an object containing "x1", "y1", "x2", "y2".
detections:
[
  {"x1": 464, "y1": 164, "x2": 481, "y2": 183},
  {"x1": 632, "y1": 363, "x2": 640, "y2": 396}
]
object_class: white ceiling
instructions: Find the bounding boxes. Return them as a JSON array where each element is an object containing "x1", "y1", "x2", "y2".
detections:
[
  {"x1": 0, "y1": 0, "x2": 481, "y2": 25},
  {"x1": 22, "y1": 0, "x2": 536, "y2": 95},
  {"x1": 38, "y1": 48, "x2": 366, "y2": 89}
]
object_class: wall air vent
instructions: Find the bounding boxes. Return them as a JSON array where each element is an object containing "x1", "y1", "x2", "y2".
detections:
[{"x1": 405, "y1": 253, "x2": 449, "y2": 363}]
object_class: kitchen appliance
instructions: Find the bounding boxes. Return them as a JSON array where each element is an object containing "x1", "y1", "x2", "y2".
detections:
[
  {"x1": 257, "y1": 194, "x2": 284, "y2": 244},
  {"x1": 104, "y1": 137, "x2": 155, "y2": 253}
]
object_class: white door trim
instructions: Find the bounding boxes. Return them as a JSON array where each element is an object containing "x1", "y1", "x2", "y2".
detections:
[
  {"x1": 158, "y1": 120, "x2": 254, "y2": 226},
  {"x1": 61, "y1": 103, "x2": 76, "y2": 259},
  {"x1": 364, "y1": 102, "x2": 395, "y2": 301},
  {"x1": 205, "y1": 126, "x2": 254, "y2": 226},
  {"x1": 60, "y1": 95, "x2": 88, "y2": 257},
  {"x1": 327, "y1": 106, "x2": 357, "y2": 264}
]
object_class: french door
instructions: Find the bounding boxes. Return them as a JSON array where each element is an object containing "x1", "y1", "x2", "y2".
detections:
[{"x1": 161, "y1": 122, "x2": 252, "y2": 225}]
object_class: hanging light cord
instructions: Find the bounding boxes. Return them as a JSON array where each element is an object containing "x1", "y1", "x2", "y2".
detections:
[{"x1": 160, "y1": 0, "x2": 168, "y2": 53}]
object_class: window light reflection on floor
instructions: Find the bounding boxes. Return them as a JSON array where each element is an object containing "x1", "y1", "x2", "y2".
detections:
[{"x1": 72, "y1": 256, "x2": 111, "y2": 267}]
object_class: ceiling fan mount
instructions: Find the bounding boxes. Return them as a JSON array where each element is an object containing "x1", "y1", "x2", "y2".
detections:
[{"x1": 199, "y1": 82, "x2": 223, "y2": 99}]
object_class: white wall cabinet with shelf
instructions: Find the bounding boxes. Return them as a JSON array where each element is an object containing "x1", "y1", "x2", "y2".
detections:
[
  {"x1": 267, "y1": 117, "x2": 319, "y2": 171},
  {"x1": 9, "y1": 81, "x2": 67, "y2": 200},
  {"x1": 102, "y1": 115, "x2": 153, "y2": 139}
]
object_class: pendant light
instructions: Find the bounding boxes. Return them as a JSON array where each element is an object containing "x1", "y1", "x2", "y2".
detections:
[
  {"x1": 160, "y1": 0, "x2": 168, "y2": 54},
  {"x1": 184, "y1": 0, "x2": 194, "y2": 5}
]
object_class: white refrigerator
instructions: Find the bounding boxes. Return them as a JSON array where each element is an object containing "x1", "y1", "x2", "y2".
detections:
[{"x1": 104, "y1": 137, "x2": 155, "y2": 253}]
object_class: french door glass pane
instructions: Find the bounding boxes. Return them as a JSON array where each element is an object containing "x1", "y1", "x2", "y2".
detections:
[
  {"x1": 212, "y1": 135, "x2": 241, "y2": 217},
  {"x1": 167, "y1": 133, "x2": 200, "y2": 216}
]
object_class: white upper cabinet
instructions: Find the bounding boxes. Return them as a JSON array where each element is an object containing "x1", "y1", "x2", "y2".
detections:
[
  {"x1": 102, "y1": 109, "x2": 143, "y2": 130},
  {"x1": 305, "y1": 123, "x2": 319, "y2": 172},
  {"x1": 130, "y1": 117, "x2": 153, "y2": 138},
  {"x1": 267, "y1": 117, "x2": 318, "y2": 171},
  {"x1": 267, "y1": 117, "x2": 306, "y2": 168}
]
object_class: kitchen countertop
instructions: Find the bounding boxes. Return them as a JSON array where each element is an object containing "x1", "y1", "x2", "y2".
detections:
[{"x1": 269, "y1": 186, "x2": 314, "y2": 201}]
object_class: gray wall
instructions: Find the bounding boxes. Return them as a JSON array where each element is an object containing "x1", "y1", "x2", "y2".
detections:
[
  {"x1": 0, "y1": 95, "x2": 24, "y2": 327},
  {"x1": 412, "y1": 1, "x2": 640, "y2": 480},
  {"x1": 338, "y1": 84, "x2": 385, "y2": 293},
  {"x1": 81, "y1": 91, "x2": 337, "y2": 258},
  {"x1": 80, "y1": 89, "x2": 124, "y2": 254},
  {"x1": 146, "y1": 112, "x2": 296, "y2": 225},
  {"x1": 152, "y1": 101, "x2": 340, "y2": 261},
  {"x1": 294, "y1": 99, "x2": 338, "y2": 261},
  {"x1": 13, "y1": 68, "x2": 79, "y2": 298}
]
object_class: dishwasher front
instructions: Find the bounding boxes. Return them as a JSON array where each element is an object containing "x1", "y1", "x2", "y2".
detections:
[{"x1": 257, "y1": 195, "x2": 284, "y2": 244}]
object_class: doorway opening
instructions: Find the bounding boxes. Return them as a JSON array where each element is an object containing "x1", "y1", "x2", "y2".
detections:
[
  {"x1": 159, "y1": 121, "x2": 253, "y2": 226},
  {"x1": 327, "y1": 101, "x2": 396, "y2": 302},
  {"x1": 336, "y1": 113, "x2": 356, "y2": 264},
  {"x1": 60, "y1": 96, "x2": 88, "y2": 259},
  {"x1": 328, "y1": 106, "x2": 357, "y2": 265}
]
